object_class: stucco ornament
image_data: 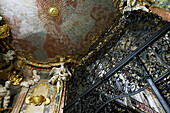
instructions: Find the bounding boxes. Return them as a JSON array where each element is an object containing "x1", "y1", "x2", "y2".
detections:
[
  {"x1": 48, "y1": 61, "x2": 72, "y2": 84},
  {"x1": 20, "y1": 70, "x2": 40, "y2": 88},
  {"x1": 3, "y1": 50, "x2": 15, "y2": 62},
  {"x1": 48, "y1": 59, "x2": 72, "y2": 95},
  {"x1": 122, "y1": 0, "x2": 149, "y2": 13},
  {"x1": 0, "y1": 18, "x2": 11, "y2": 39},
  {"x1": 0, "y1": 81, "x2": 11, "y2": 109},
  {"x1": 0, "y1": 16, "x2": 2, "y2": 21},
  {"x1": 48, "y1": 7, "x2": 59, "y2": 17}
]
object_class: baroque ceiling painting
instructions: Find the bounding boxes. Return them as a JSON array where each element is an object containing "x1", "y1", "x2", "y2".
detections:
[
  {"x1": 0, "y1": 0, "x2": 170, "y2": 113},
  {"x1": 0, "y1": 0, "x2": 115, "y2": 61}
]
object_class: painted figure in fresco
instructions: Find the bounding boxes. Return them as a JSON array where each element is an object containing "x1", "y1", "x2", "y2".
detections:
[{"x1": 0, "y1": 81, "x2": 11, "y2": 109}]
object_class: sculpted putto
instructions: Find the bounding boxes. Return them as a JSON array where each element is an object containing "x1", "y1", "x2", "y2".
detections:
[
  {"x1": 20, "y1": 70, "x2": 40, "y2": 88},
  {"x1": 48, "y1": 62, "x2": 72, "y2": 84}
]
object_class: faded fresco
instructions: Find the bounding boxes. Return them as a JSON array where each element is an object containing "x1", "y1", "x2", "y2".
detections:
[{"x1": 0, "y1": 0, "x2": 115, "y2": 61}]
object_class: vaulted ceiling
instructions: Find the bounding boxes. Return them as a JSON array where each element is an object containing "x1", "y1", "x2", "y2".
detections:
[
  {"x1": 0, "y1": 0, "x2": 116, "y2": 61},
  {"x1": 0, "y1": 0, "x2": 169, "y2": 62}
]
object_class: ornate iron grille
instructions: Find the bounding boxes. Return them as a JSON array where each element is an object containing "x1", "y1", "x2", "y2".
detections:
[{"x1": 64, "y1": 11, "x2": 170, "y2": 113}]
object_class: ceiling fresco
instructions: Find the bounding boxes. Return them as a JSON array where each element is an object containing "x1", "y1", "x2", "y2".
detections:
[{"x1": 0, "y1": 0, "x2": 116, "y2": 61}]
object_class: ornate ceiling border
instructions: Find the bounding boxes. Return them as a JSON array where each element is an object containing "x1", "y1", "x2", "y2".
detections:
[{"x1": 0, "y1": 0, "x2": 167, "y2": 69}]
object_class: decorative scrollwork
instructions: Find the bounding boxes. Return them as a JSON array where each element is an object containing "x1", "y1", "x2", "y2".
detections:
[
  {"x1": 64, "y1": 10, "x2": 169, "y2": 113},
  {"x1": 0, "y1": 24, "x2": 11, "y2": 39}
]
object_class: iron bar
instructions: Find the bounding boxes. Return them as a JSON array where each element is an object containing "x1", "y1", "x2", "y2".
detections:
[
  {"x1": 147, "y1": 78, "x2": 170, "y2": 113},
  {"x1": 95, "y1": 70, "x2": 170, "y2": 113},
  {"x1": 137, "y1": 57, "x2": 170, "y2": 113}
]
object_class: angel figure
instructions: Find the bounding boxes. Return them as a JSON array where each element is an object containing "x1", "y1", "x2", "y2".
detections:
[
  {"x1": 48, "y1": 61, "x2": 72, "y2": 94},
  {"x1": 48, "y1": 62, "x2": 72, "y2": 84}
]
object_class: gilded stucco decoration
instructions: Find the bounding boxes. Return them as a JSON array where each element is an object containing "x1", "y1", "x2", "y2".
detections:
[
  {"x1": 0, "y1": 24, "x2": 11, "y2": 39},
  {"x1": 25, "y1": 83, "x2": 51, "y2": 112},
  {"x1": 0, "y1": 16, "x2": 25, "y2": 86},
  {"x1": 0, "y1": 0, "x2": 169, "y2": 113},
  {"x1": 0, "y1": 0, "x2": 169, "y2": 80},
  {"x1": 48, "y1": 7, "x2": 59, "y2": 17},
  {"x1": 1, "y1": 0, "x2": 168, "y2": 64},
  {"x1": 25, "y1": 95, "x2": 50, "y2": 106}
]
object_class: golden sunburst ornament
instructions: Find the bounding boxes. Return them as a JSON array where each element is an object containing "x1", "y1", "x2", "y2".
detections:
[{"x1": 48, "y1": 7, "x2": 59, "y2": 17}]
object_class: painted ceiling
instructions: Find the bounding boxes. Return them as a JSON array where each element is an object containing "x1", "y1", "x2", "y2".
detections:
[{"x1": 0, "y1": 0, "x2": 116, "y2": 61}]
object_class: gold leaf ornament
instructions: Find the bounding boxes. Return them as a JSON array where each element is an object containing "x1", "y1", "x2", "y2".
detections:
[
  {"x1": 25, "y1": 95, "x2": 51, "y2": 106},
  {"x1": 48, "y1": 7, "x2": 59, "y2": 17},
  {"x1": 0, "y1": 24, "x2": 11, "y2": 39}
]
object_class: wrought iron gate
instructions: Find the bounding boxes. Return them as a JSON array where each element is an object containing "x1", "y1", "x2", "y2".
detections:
[{"x1": 64, "y1": 11, "x2": 170, "y2": 113}]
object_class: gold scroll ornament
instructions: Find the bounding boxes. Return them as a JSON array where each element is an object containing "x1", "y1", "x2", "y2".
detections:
[
  {"x1": 0, "y1": 24, "x2": 11, "y2": 39},
  {"x1": 25, "y1": 83, "x2": 51, "y2": 113},
  {"x1": 25, "y1": 95, "x2": 50, "y2": 106}
]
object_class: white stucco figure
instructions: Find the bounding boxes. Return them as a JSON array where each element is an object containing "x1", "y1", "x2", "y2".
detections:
[
  {"x1": 32, "y1": 70, "x2": 40, "y2": 83},
  {"x1": 20, "y1": 81, "x2": 30, "y2": 88},
  {"x1": 48, "y1": 62, "x2": 72, "y2": 84},
  {"x1": 122, "y1": 0, "x2": 149, "y2": 13},
  {"x1": 0, "y1": 16, "x2": 2, "y2": 21},
  {"x1": 0, "y1": 81, "x2": 11, "y2": 109},
  {"x1": 20, "y1": 70, "x2": 40, "y2": 88},
  {"x1": 3, "y1": 50, "x2": 15, "y2": 62},
  {"x1": 48, "y1": 67, "x2": 61, "y2": 84}
]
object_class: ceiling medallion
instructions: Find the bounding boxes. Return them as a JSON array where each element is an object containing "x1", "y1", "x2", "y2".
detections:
[{"x1": 48, "y1": 7, "x2": 59, "y2": 17}]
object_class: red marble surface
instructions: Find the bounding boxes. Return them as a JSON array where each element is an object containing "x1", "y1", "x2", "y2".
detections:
[
  {"x1": 59, "y1": 88, "x2": 66, "y2": 113},
  {"x1": 149, "y1": 7, "x2": 170, "y2": 22}
]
